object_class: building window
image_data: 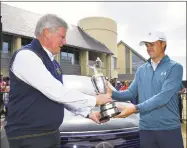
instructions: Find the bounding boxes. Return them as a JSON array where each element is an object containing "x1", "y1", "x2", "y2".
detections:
[
  {"x1": 2, "y1": 34, "x2": 13, "y2": 54},
  {"x1": 61, "y1": 47, "x2": 79, "y2": 65},
  {"x1": 112, "y1": 57, "x2": 117, "y2": 69},
  {"x1": 132, "y1": 52, "x2": 146, "y2": 73},
  {"x1": 74, "y1": 50, "x2": 79, "y2": 64},
  {"x1": 21, "y1": 38, "x2": 32, "y2": 47},
  {"x1": 2, "y1": 42, "x2": 9, "y2": 53}
]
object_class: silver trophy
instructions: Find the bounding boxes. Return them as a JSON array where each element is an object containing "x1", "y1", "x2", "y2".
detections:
[{"x1": 89, "y1": 57, "x2": 120, "y2": 121}]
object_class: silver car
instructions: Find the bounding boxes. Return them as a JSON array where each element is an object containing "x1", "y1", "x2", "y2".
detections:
[{"x1": 1, "y1": 75, "x2": 140, "y2": 148}]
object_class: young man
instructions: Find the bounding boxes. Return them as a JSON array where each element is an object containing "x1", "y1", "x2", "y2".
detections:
[
  {"x1": 107, "y1": 31, "x2": 184, "y2": 148},
  {"x1": 5, "y1": 14, "x2": 111, "y2": 148}
]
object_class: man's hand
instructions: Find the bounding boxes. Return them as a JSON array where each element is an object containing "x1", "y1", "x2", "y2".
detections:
[
  {"x1": 88, "y1": 111, "x2": 109, "y2": 124},
  {"x1": 113, "y1": 104, "x2": 137, "y2": 118},
  {"x1": 96, "y1": 94, "x2": 112, "y2": 105}
]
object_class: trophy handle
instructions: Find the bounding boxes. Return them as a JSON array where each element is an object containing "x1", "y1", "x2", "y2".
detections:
[
  {"x1": 102, "y1": 76, "x2": 107, "y2": 94},
  {"x1": 91, "y1": 76, "x2": 99, "y2": 94}
]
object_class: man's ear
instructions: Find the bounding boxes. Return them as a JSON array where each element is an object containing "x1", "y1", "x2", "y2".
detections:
[
  {"x1": 161, "y1": 41, "x2": 166, "y2": 48},
  {"x1": 43, "y1": 28, "x2": 50, "y2": 39}
]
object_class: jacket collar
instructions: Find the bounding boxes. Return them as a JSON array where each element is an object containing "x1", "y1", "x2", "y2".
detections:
[
  {"x1": 30, "y1": 39, "x2": 55, "y2": 61},
  {"x1": 147, "y1": 55, "x2": 170, "y2": 65}
]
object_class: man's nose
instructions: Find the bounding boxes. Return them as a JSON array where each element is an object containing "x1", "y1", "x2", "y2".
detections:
[{"x1": 63, "y1": 39, "x2": 67, "y2": 44}]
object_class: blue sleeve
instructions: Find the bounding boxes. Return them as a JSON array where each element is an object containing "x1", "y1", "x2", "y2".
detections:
[
  {"x1": 137, "y1": 63, "x2": 183, "y2": 113},
  {"x1": 112, "y1": 69, "x2": 139, "y2": 102}
]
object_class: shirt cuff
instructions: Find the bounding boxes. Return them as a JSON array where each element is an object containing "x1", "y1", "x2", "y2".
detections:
[
  {"x1": 83, "y1": 94, "x2": 96, "y2": 108},
  {"x1": 137, "y1": 104, "x2": 142, "y2": 113},
  {"x1": 75, "y1": 107, "x2": 92, "y2": 118},
  {"x1": 79, "y1": 95, "x2": 96, "y2": 117},
  {"x1": 135, "y1": 105, "x2": 140, "y2": 113}
]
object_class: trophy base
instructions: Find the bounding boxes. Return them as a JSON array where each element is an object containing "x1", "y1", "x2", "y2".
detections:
[{"x1": 99, "y1": 111, "x2": 121, "y2": 122}]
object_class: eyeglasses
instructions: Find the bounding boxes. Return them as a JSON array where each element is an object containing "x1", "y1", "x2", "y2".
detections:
[{"x1": 56, "y1": 32, "x2": 66, "y2": 40}]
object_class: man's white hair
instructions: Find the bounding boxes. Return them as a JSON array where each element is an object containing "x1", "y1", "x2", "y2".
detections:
[{"x1": 34, "y1": 14, "x2": 68, "y2": 37}]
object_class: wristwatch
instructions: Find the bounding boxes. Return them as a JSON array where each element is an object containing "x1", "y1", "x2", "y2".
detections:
[{"x1": 135, "y1": 105, "x2": 140, "y2": 114}]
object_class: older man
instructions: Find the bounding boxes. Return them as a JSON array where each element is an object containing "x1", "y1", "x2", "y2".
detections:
[
  {"x1": 5, "y1": 14, "x2": 111, "y2": 148},
  {"x1": 108, "y1": 31, "x2": 184, "y2": 148}
]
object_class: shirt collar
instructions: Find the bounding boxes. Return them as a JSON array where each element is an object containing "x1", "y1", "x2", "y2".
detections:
[
  {"x1": 147, "y1": 55, "x2": 169, "y2": 65},
  {"x1": 151, "y1": 59, "x2": 160, "y2": 65},
  {"x1": 42, "y1": 46, "x2": 55, "y2": 61}
]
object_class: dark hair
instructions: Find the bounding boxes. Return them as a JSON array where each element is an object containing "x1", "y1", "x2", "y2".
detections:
[
  {"x1": 164, "y1": 45, "x2": 167, "y2": 51},
  {"x1": 159, "y1": 41, "x2": 167, "y2": 51}
]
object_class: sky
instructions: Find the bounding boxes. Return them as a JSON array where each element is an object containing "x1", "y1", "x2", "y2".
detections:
[{"x1": 2, "y1": 1, "x2": 186, "y2": 80}]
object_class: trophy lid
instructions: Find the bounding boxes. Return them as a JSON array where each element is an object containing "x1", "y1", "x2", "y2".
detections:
[{"x1": 88, "y1": 57, "x2": 103, "y2": 74}]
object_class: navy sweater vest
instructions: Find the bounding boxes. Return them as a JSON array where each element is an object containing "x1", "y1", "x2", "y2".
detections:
[{"x1": 5, "y1": 39, "x2": 64, "y2": 138}]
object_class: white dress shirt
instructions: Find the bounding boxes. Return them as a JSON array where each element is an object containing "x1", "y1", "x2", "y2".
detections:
[
  {"x1": 11, "y1": 47, "x2": 96, "y2": 117},
  {"x1": 151, "y1": 59, "x2": 160, "y2": 71}
]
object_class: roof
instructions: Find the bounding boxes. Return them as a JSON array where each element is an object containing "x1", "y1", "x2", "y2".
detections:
[
  {"x1": 65, "y1": 25, "x2": 113, "y2": 54},
  {"x1": 1, "y1": 3, "x2": 113, "y2": 54},
  {"x1": 118, "y1": 40, "x2": 147, "y2": 62},
  {"x1": 2, "y1": 3, "x2": 40, "y2": 38}
]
